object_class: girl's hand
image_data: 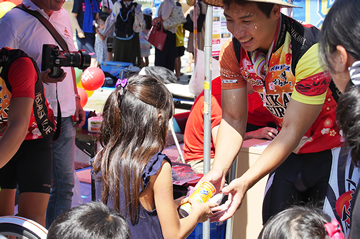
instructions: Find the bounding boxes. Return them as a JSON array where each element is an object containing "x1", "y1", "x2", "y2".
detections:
[
  {"x1": 174, "y1": 196, "x2": 189, "y2": 208},
  {"x1": 189, "y1": 197, "x2": 217, "y2": 223}
]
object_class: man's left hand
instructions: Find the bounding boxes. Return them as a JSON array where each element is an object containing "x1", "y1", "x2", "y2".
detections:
[
  {"x1": 74, "y1": 98, "x2": 86, "y2": 128},
  {"x1": 210, "y1": 177, "x2": 248, "y2": 222}
]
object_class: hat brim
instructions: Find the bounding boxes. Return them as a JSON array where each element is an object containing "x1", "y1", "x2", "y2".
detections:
[{"x1": 203, "y1": 0, "x2": 300, "y2": 8}]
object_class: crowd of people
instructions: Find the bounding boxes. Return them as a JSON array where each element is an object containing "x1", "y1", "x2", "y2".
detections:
[
  {"x1": 1, "y1": 0, "x2": 360, "y2": 238},
  {"x1": 68, "y1": 0, "x2": 203, "y2": 77}
]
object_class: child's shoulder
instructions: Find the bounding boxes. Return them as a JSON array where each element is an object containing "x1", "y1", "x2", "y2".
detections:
[{"x1": 144, "y1": 152, "x2": 172, "y2": 176}]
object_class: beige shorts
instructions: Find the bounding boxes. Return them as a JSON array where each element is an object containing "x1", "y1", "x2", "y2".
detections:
[{"x1": 187, "y1": 158, "x2": 215, "y2": 174}]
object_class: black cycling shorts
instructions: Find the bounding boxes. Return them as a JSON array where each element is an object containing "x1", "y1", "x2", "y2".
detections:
[
  {"x1": 262, "y1": 150, "x2": 332, "y2": 224},
  {"x1": 0, "y1": 137, "x2": 53, "y2": 194}
]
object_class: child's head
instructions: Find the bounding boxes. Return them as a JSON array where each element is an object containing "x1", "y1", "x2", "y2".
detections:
[
  {"x1": 100, "y1": 74, "x2": 173, "y2": 151},
  {"x1": 98, "y1": 12, "x2": 109, "y2": 30},
  {"x1": 318, "y1": 0, "x2": 360, "y2": 167},
  {"x1": 96, "y1": 75, "x2": 173, "y2": 224},
  {"x1": 46, "y1": 202, "x2": 130, "y2": 239},
  {"x1": 319, "y1": 0, "x2": 360, "y2": 75},
  {"x1": 258, "y1": 206, "x2": 344, "y2": 239},
  {"x1": 143, "y1": 8, "x2": 153, "y2": 30}
]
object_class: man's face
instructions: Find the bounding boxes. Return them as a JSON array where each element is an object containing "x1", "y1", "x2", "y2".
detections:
[
  {"x1": 224, "y1": 3, "x2": 280, "y2": 52},
  {"x1": 32, "y1": 0, "x2": 65, "y2": 15},
  {"x1": 48, "y1": 0, "x2": 65, "y2": 11}
]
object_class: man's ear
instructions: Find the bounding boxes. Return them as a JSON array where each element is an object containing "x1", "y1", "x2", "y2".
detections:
[{"x1": 272, "y1": 4, "x2": 281, "y2": 19}]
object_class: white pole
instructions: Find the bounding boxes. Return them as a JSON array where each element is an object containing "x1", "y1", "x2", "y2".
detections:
[{"x1": 202, "y1": 3, "x2": 212, "y2": 239}]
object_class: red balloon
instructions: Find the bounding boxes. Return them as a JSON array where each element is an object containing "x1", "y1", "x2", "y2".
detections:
[
  {"x1": 81, "y1": 67, "x2": 105, "y2": 91},
  {"x1": 0, "y1": 0, "x2": 22, "y2": 5},
  {"x1": 77, "y1": 87, "x2": 88, "y2": 108},
  {"x1": 8, "y1": 0, "x2": 22, "y2": 5}
]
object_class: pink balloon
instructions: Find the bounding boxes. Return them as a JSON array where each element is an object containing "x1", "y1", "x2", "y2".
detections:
[{"x1": 81, "y1": 67, "x2": 105, "y2": 91}]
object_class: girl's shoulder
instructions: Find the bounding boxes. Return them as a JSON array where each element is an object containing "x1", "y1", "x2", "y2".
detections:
[{"x1": 142, "y1": 153, "x2": 171, "y2": 192}]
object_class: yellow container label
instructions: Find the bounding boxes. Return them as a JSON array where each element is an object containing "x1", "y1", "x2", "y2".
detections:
[{"x1": 179, "y1": 181, "x2": 216, "y2": 217}]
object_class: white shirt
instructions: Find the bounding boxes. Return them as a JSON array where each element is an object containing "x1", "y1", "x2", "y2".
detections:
[{"x1": 0, "y1": 0, "x2": 78, "y2": 117}]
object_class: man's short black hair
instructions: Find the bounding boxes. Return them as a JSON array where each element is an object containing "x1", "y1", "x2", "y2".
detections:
[{"x1": 223, "y1": 0, "x2": 275, "y2": 18}]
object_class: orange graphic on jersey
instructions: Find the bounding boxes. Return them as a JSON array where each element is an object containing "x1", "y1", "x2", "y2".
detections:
[{"x1": 0, "y1": 77, "x2": 11, "y2": 123}]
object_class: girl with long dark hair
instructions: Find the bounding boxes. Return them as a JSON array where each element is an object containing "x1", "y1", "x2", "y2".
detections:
[{"x1": 94, "y1": 75, "x2": 215, "y2": 238}]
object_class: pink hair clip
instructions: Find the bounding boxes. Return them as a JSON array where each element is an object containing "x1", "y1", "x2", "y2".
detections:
[{"x1": 324, "y1": 219, "x2": 345, "y2": 239}]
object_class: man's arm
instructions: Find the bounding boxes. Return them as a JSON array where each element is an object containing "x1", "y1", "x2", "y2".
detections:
[
  {"x1": 203, "y1": 86, "x2": 248, "y2": 191},
  {"x1": 0, "y1": 97, "x2": 33, "y2": 168},
  {"x1": 217, "y1": 99, "x2": 322, "y2": 221},
  {"x1": 71, "y1": 67, "x2": 86, "y2": 128},
  {"x1": 71, "y1": 13, "x2": 85, "y2": 38}
]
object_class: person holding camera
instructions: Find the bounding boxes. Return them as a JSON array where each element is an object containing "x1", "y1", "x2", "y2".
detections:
[
  {"x1": 0, "y1": 0, "x2": 86, "y2": 228},
  {"x1": 0, "y1": 47, "x2": 56, "y2": 227},
  {"x1": 71, "y1": 0, "x2": 100, "y2": 67}
]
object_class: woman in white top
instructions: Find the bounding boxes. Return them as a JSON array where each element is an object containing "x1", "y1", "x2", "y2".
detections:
[{"x1": 153, "y1": 0, "x2": 177, "y2": 72}]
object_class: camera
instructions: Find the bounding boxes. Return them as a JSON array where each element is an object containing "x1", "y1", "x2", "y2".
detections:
[{"x1": 42, "y1": 44, "x2": 91, "y2": 78}]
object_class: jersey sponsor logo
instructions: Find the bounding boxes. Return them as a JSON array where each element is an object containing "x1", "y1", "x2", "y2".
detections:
[
  {"x1": 269, "y1": 64, "x2": 291, "y2": 72},
  {"x1": 295, "y1": 72, "x2": 331, "y2": 96},
  {"x1": 239, "y1": 67, "x2": 262, "y2": 86},
  {"x1": 250, "y1": 78, "x2": 263, "y2": 86},
  {"x1": 64, "y1": 27, "x2": 72, "y2": 39},
  {"x1": 242, "y1": 58, "x2": 255, "y2": 73},
  {"x1": 335, "y1": 181, "x2": 357, "y2": 231},
  {"x1": 221, "y1": 79, "x2": 238, "y2": 84},
  {"x1": 271, "y1": 71, "x2": 293, "y2": 88},
  {"x1": 259, "y1": 92, "x2": 292, "y2": 118},
  {"x1": 0, "y1": 104, "x2": 9, "y2": 122}
]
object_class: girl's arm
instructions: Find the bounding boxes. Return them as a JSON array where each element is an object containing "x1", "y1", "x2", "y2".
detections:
[
  {"x1": 96, "y1": 28, "x2": 107, "y2": 41},
  {"x1": 153, "y1": 161, "x2": 215, "y2": 239}
]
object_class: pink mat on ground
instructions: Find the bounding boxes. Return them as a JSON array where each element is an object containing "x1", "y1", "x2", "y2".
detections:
[
  {"x1": 76, "y1": 168, "x2": 91, "y2": 184},
  {"x1": 162, "y1": 145, "x2": 184, "y2": 163}
]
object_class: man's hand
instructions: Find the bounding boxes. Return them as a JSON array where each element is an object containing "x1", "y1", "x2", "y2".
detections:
[
  {"x1": 74, "y1": 98, "x2": 86, "y2": 128},
  {"x1": 77, "y1": 29, "x2": 85, "y2": 38},
  {"x1": 246, "y1": 127, "x2": 278, "y2": 140},
  {"x1": 40, "y1": 69, "x2": 66, "y2": 84},
  {"x1": 152, "y1": 17, "x2": 160, "y2": 26},
  {"x1": 210, "y1": 177, "x2": 248, "y2": 222},
  {"x1": 199, "y1": 168, "x2": 226, "y2": 196}
]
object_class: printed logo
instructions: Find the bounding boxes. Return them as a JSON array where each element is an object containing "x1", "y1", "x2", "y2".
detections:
[
  {"x1": 242, "y1": 58, "x2": 255, "y2": 73},
  {"x1": 295, "y1": 72, "x2": 331, "y2": 96},
  {"x1": 269, "y1": 64, "x2": 291, "y2": 72},
  {"x1": 259, "y1": 92, "x2": 292, "y2": 118},
  {"x1": 271, "y1": 71, "x2": 293, "y2": 88},
  {"x1": 64, "y1": 27, "x2": 72, "y2": 39},
  {"x1": 269, "y1": 82, "x2": 275, "y2": 90},
  {"x1": 336, "y1": 189, "x2": 354, "y2": 231},
  {"x1": 222, "y1": 79, "x2": 238, "y2": 84}
]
